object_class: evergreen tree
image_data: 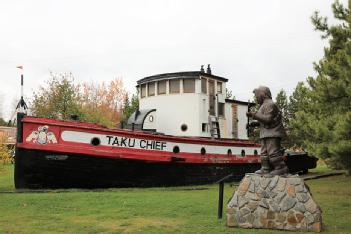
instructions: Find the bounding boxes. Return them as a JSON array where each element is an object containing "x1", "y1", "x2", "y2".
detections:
[
  {"x1": 275, "y1": 89, "x2": 293, "y2": 148},
  {"x1": 288, "y1": 82, "x2": 312, "y2": 149},
  {"x1": 275, "y1": 89, "x2": 289, "y2": 128},
  {"x1": 120, "y1": 93, "x2": 139, "y2": 127},
  {"x1": 292, "y1": 0, "x2": 351, "y2": 172}
]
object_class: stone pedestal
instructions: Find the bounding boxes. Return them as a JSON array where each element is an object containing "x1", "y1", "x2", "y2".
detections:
[{"x1": 227, "y1": 173, "x2": 322, "y2": 232}]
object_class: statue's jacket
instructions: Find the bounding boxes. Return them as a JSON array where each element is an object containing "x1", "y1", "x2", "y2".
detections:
[{"x1": 253, "y1": 99, "x2": 286, "y2": 139}]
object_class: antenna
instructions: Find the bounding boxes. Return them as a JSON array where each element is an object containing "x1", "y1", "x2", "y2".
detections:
[{"x1": 8, "y1": 66, "x2": 28, "y2": 126}]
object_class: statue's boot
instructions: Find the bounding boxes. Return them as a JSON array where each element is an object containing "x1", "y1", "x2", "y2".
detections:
[
  {"x1": 269, "y1": 155, "x2": 289, "y2": 176},
  {"x1": 255, "y1": 156, "x2": 270, "y2": 174}
]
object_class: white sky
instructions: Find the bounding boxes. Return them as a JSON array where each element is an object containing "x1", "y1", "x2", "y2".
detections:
[{"x1": 0, "y1": 0, "x2": 342, "y2": 120}]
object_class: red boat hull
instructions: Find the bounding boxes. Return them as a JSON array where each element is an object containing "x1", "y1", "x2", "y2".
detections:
[{"x1": 15, "y1": 115, "x2": 262, "y2": 188}]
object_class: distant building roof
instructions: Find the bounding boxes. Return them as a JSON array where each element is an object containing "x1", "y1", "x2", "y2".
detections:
[
  {"x1": 0, "y1": 126, "x2": 16, "y2": 145},
  {"x1": 137, "y1": 71, "x2": 229, "y2": 85}
]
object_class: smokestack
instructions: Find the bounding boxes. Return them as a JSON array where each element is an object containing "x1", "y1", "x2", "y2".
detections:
[{"x1": 207, "y1": 64, "x2": 212, "y2": 74}]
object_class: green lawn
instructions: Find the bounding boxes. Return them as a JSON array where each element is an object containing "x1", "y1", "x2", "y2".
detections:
[{"x1": 0, "y1": 164, "x2": 350, "y2": 234}]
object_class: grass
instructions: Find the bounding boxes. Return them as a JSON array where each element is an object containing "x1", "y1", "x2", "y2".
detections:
[
  {"x1": 309, "y1": 159, "x2": 336, "y2": 174},
  {"x1": 0, "y1": 164, "x2": 350, "y2": 233}
]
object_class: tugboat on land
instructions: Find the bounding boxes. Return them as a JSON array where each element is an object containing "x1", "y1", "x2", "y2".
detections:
[{"x1": 14, "y1": 65, "x2": 315, "y2": 188}]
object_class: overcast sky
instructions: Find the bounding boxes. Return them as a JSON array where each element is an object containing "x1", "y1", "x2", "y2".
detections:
[{"x1": 0, "y1": 0, "x2": 343, "y2": 120}]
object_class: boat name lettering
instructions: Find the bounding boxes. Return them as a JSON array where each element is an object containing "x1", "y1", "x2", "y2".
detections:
[
  {"x1": 140, "y1": 139, "x2": 166, "y2": 150},
  {"x1": 105, "y1": 135, "x2": 166, "y2": 150}
]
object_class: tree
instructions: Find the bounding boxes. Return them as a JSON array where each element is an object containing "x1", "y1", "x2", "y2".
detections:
[
  {"x1": 275, "y1": 89, "x2": 289, "y2": 128},
  {"x1": 275, "y1": 89, "x2": 294, "y2": 148},
  {"x1": 0, "y1": 136, "x2": 12, "y2": 164},
  {"x1": 79, "y1": 78, "x2": 128, "y2": 127},
  {"x1": 31, "y1": 72, "x2": 128, "y2": 128},
  {"x1": 31, "y1": 72, "x2": 82, "y2": 120},
  {"x1": 120, "y1": 93, "x2": 139, "y2": 127},
  {"x1": 225, "y1": 88, "x2": 236, "y2": 100},
  {"x1": 287, "y1": 82, "x2": 312, "y2": 149},
  {"x1": 0, "y1": 118, "x2": 7, "y2": 126},
  {"x1": 291, "y1": 0, "x2": 351, "y2": 172}
]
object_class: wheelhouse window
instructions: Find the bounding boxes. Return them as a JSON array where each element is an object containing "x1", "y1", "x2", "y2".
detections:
[
  {"x1": 218, "y1": 103, "x2": 225, "y2": 117},
  {"x1": 141, "y1": 84, "x2": 147, "y2": 98},
  {"x1": 183, "y1": 79, "x2": 195, "y2": 93},
  {"x1": 170, "y1": 79, "x2": 180, "y2": 93},
  {"x1": 157, "y1": 80, "x2": 166, "y2": 95},
  {"x1": 217, "y1": 82, "x2": 222, "y2": 93},
  {"x1": 201, "y1": 78, "x2": 207, "y2": 94},
  {"x1": 148, "y1": 82, "x2": 155, "y2": 96}
]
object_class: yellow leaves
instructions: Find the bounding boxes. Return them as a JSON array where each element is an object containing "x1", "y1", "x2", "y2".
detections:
[
  {"x1": 79, "y1": 78, "x2": 128, "y2": 127},
  {"x1": 31, "y1": 72, "x2": 129, "y2": 128},
  {"x1": 0, "y1": 136, "x2": 12, "y2": 164}
]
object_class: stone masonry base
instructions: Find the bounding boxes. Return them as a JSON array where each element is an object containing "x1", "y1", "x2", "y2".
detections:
[{"x1": 227, "y1": 173, "x2": 322, "y2": 232}]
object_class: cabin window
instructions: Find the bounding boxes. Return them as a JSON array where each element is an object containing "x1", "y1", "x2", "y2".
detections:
[
  {"x1": 217, "y1": 82, "x2": 222, "y2": 93},
  {"x1": 157, "y1": 80, "x2": 166, "y2": 95},
  {"x1": 254, "y1": 149, "x2": 258, "y2": 156},
  {"x1": 241, "y1": 150, "x2": 246, "y2": 157},
  {"x1": 227, "y1": 149, "x2": 232, "y2": 156},
  {"x1": 183, "y1": 79, "x2": 195, "y2": 93},
  {"x1": 218, "y1": 103, "x2": 225, "y2": 117},
  {"x1": 170, "y1": 79, "x2": 180, "y2": 93},
  {"x1": 181, "y1": 124, "x2": 188, "y2": 132},
  {"x1": 201, "y1": 147, "x2": 206, "y2": 155},
  {"x1": 141, "y1": 84, "x2": 147, "y2": 98},
  {"x1": 202, "y1": 123, "x2": 207, "y2": 132},
  {"x1": 201, "y1": 78, "x2": 207, "y2": 94},
  {"x1": 148, "y1": 82, "x2": 155, "y2": 96}
]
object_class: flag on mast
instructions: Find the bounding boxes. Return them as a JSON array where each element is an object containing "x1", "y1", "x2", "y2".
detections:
[{"x1": 16, "y1": 65, "x2": 23, "y2": 69}]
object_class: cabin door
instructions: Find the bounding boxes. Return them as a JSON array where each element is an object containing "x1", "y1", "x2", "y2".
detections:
[{"x1": 209, "y1": 80, "x2": 215, "y2": 115}]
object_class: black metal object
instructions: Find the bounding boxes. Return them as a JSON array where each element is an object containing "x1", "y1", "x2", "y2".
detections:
[
  {"x1": 216, "y1": 173, "x2": 233, "y2": 219},
  {"x1": 16, "y1": 113, "x2": 25, "y2": 143},
  {"x1": 285, "y1": 151, "x2": 318, "y2": 174},
  {"x1": 127, "y1": 109, "x2": 155, "y2": 131},
  {"x1": 247, "y1": 101, "x2": 250, "y2": 138}
]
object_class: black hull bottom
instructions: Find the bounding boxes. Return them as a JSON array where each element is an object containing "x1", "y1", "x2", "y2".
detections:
[{"x1": 14, "y1": 148, "x2": 260, "y2": 189}]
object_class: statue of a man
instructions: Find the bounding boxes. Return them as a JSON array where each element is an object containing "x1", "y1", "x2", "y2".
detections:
[{"x1": 247, "y1": 86, "x2": 289, "y2": 176}]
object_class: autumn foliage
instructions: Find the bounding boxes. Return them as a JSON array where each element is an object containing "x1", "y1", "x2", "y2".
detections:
[
  {"x1": 0, "y1": 136, "x2": 12, "y2": 164},
  {"x1": 31, "y1": 72, "x2": 129, "y2": 128},
  {"x1": 80, "y1": 79, "x2": 128, "y2": 127}
]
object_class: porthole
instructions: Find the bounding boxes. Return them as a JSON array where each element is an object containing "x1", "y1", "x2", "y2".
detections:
[
  {"x1": 241, "y1": 150, "x2": 246, "y2": 157},
  {"x1": 227, "y1": 149, "x2": 232, "y2": 156},
  {"x1": 254, "y1": 150, "x2": 258, "y2": 156},
  {"x1": 91, "y1": 137, "x2": 101, "y2": 146},
  {"x1": 149, "y1": 115, "x2": 154, "y2": 122},
  {"x1": 200, "y1": 147, "x2": 206, "y2": 155},
  {"x1": 173, "y1": 146, "x2": 180, "y2": 154},
  {"x1": 181, "y1": 124, "x2": 188, "y2": 132}
]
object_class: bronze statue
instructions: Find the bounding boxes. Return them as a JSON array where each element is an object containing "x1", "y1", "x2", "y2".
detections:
[{"x1": 246, "y1": 86, "x2": 289, "y2": 176}]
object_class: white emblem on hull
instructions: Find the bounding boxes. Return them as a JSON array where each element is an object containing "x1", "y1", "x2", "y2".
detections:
[{"x1": 26, "y1": 126, "x2": 57, "y2": 144}]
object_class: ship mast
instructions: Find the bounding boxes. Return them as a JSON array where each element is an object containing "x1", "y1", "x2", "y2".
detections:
[{"x1": 8, "y1": 66, "x2": 28, "y2": 125}]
